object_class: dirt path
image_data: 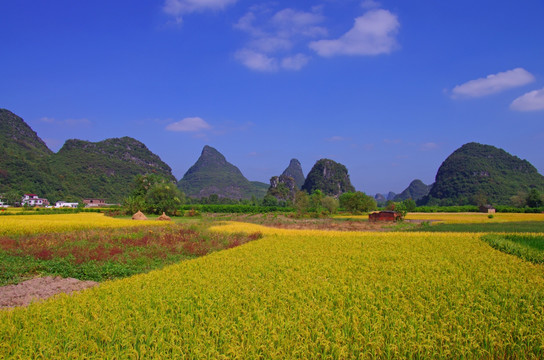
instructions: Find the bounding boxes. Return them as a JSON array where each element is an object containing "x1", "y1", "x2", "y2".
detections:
[{"x1": 0, "y1": 276, "x2": 99, "y2": 309}]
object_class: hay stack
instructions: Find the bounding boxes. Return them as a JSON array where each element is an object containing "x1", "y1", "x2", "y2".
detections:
[
  {"x1": 157, "y1": 212, "x2": 171, "y2": 221},
  {"x1": 132, "y1": 211, "x2": 148, "y2": 220}
]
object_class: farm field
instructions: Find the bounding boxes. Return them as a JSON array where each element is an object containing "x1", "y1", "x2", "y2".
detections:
[
  {"x1": 405, "y1": 212, "x2": 544, "y2": 224},
  {"x1": 1, "y1": 213, "x2": 544, "y2": 358},
  {"x1": 0, "y1": 213, "x2": 261, "y2": 286},
  {"x1": 0, "y1": 213, "x2": 168, "y2": 236},
  {"x1": 338, "y1": 212, "x2": 544, "y2": 224}
]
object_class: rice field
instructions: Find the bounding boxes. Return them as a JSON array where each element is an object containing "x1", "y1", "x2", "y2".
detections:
[
  {"x1": 338, "y1": 212, "x2": 544, "y2": 224},
  {"x1": 1, "y1": 220, "x2": 543, "y2": 358},
  {"x1": 405, "y1": 212, "x2": 544, "y2": 224},
  {"x1": 0, "y1": 213, "x2": 169, "y2": 236}
]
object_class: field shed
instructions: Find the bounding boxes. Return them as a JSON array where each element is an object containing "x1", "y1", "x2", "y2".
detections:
[
  {"x1": 369, "y1": 211, "x2": 402, "y2": 222},
  {"x1": 479, "y1": 205, "x2": 496, "y2": 213}
]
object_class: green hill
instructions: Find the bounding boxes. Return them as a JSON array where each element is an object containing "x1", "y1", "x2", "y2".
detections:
[
  {"x1": 1, "y1": 109, "x2": 176, "y2": 203},
  {"x1": 426, "y1": 142, "x2": 544, "y2": 205},
  {"x1": 177, "y1": 145, "x2": 267, "y2": 200},
  {"x1": 0, "y1": 109, "x2": 63, "y2": 199},
  {"x1": 302, "y1": 159, "x2": 355, "y2": 196},
  {"x1": 393, "y1": 179, "x2": 432, "y2": 201},
  {"x1": 50, "y1": 137, "x2": 176, "y2": 203}
]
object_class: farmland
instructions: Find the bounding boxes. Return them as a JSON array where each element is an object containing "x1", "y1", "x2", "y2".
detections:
[{"x1": 0, "y1": 213, "x2": 544, "y2": 358}]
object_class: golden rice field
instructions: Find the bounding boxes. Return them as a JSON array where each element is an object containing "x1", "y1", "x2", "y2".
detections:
[
  {"x1": 338, "y1": 212, "x2": 544, "y2": 224},
  {"x1": 1, "y1": 221, "x2": 544, "y2": 358},
  {"x1": 406, "y1": 212, "x2": 544, "y2": 224},
  {"x1": 0, "y1": 213, "x2": 169, "y2": 236}
]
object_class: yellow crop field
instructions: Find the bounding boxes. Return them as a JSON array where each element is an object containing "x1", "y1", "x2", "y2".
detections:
[
  {"x1": 405, "y1": 212, "x2": 544, "y2": 223},
  {"x1": 1, "y1": 222, "x2": 543, "y2": 358},
  {"x1": 0, "y1": 213, "x2": 168, "y2": 236},
  {"x1": 338, "y1": 212, "x2": 544, "y2": 224}
]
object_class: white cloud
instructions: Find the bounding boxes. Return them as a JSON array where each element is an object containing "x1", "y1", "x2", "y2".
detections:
[
  {"x1": 248, "y1": 36, "x2": 292, "y2": 53},
  {"x1": 281, "y1": 54, "x2": 310, "y2": 70},
  {"x1": 309, "y1": 9, "x2": 399, "y2": 57},
  {"x1": 235, "y1": 49, "x2": 278, "y2": 72},
  {"x1": 271, "y1": 8, "x2": 327, "y2": 38},
  {"x1": 163, "y1": 0, "x2": 237, "y2": 23},
  {"x1": 510, "y1": 87, "x2": 544, "y2": 111},
  {"x1": 451, "y1": 68, "x2": 535, "y2": 98},
  {"x1": 234, "y1": 7, "x2": 326, "y2": 72},
  {"x1": 166, "y1": 117, "x2": 212, "y2": 132}
]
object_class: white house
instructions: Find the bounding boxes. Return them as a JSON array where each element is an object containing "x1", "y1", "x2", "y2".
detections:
[
  {"x1": 0, "y1": 197, "x2": 7, "y2": 208},
  {"x1": 22, "y1": 194, "x2": 50, "y2": 207},
  {"x1": 55, "y1": 201, "x2": 79, "y2": 208}
]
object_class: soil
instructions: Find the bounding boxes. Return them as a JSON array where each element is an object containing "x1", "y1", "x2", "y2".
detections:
[{"x1": 0, "y1": 276, "x2": 99, "y2": 309}]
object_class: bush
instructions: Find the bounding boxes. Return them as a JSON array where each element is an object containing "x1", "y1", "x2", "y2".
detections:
[{"x1": 339, "y1": 192, "x2": 377, "y2": 214}]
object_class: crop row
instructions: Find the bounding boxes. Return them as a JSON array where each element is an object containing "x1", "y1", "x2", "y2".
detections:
[
  {"x1": 339, "y1": 212, "x2": 544, "y2": 224},
  {"x1": 1, "y1": 223, "x2": 543, "y2": 358},
  {"x1": 0, "y1": 224, "x2": 262, "y2": 285},
  {"x1": 0, "y1": 213, "x2": 168, "y2": 236}
]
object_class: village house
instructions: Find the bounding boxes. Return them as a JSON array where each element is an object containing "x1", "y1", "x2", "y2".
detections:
[
  {"x1": 0, "y1": 196, "x2": 7, "y2": 208},
  {"x1": 479, "y1": 205, "x2": 496, "y2": 213},
  {"x1": 83, "y1": 199, "x2": 107, "y2": 207},
  {"x1": 55, "y1": 201, "x2": 79, "y2": 208},
  {"x1": 21, "y1": 194, "x2": 50, "y2": 207}
]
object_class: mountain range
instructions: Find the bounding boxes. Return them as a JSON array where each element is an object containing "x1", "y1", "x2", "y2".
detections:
[{"x1": 1, "y1": 108, "x2": 544, "y2": 205}]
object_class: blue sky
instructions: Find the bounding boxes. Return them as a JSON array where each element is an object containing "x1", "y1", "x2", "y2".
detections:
[{"x1": 1, "y1": 0, "x2": 543, "y2": 195}]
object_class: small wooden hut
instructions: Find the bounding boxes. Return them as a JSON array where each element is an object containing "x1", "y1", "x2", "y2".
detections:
[
  {"x1": 368, "y1": 211, "x2": 402, "y2": 222},
  {"x1": 479, "y1": 205, "x2": 496, "y2": 214}
]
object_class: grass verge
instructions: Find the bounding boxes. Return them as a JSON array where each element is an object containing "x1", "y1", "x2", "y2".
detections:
[{"x1": 481, "y1": 234, "x2": 544, "y2": 264}]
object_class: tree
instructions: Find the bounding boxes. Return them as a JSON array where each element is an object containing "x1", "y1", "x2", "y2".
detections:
[
  {"x1": 339, "y1": 192, "x2": 377, "y2": 214},
  {"x1": 124, "y1": 174, "x2": 185, "y2": 215},
  {"x1": 309, "y1": 190, "x2": 324, "y2": 212},
  {"x1": 510, "y1": 191, "x2": 527, "y2": 207},
  {"x1": 131, "y1": 174, "x2": 165, "y2": 197},
  {"x1": 395, "y1": 202, "x2": 407, "y2": 220},
  {"x1": 402, "y1": 198, "x2": 417, "y2": 212},
  {"x1": 145, "y1": 182, "x2": 184, "y2": 215},
  {"x1": 262, "y1": 194, "x2": 279, "y2": 207},
  {"x1": 123, "y1": 195, "x2": 146, "y2": 214},
  {"x1": 385, "y1": 200, "x2": 395, "y2": 211},
  {"x1": 3, "y1": 191, "x2": 21, "y2": 206},
  {"x1": 321, "y1": 196, "x2": 339, "y2": 214},
  {"x1": 472, "y1": 192, "x2": 488, "y2": 207},
  {"x1": 526, "y1": 189, "x2": 543, "y2": 208},
  {"x1": 294, "y1": 191, "x2": 310, "y2": 214}
]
